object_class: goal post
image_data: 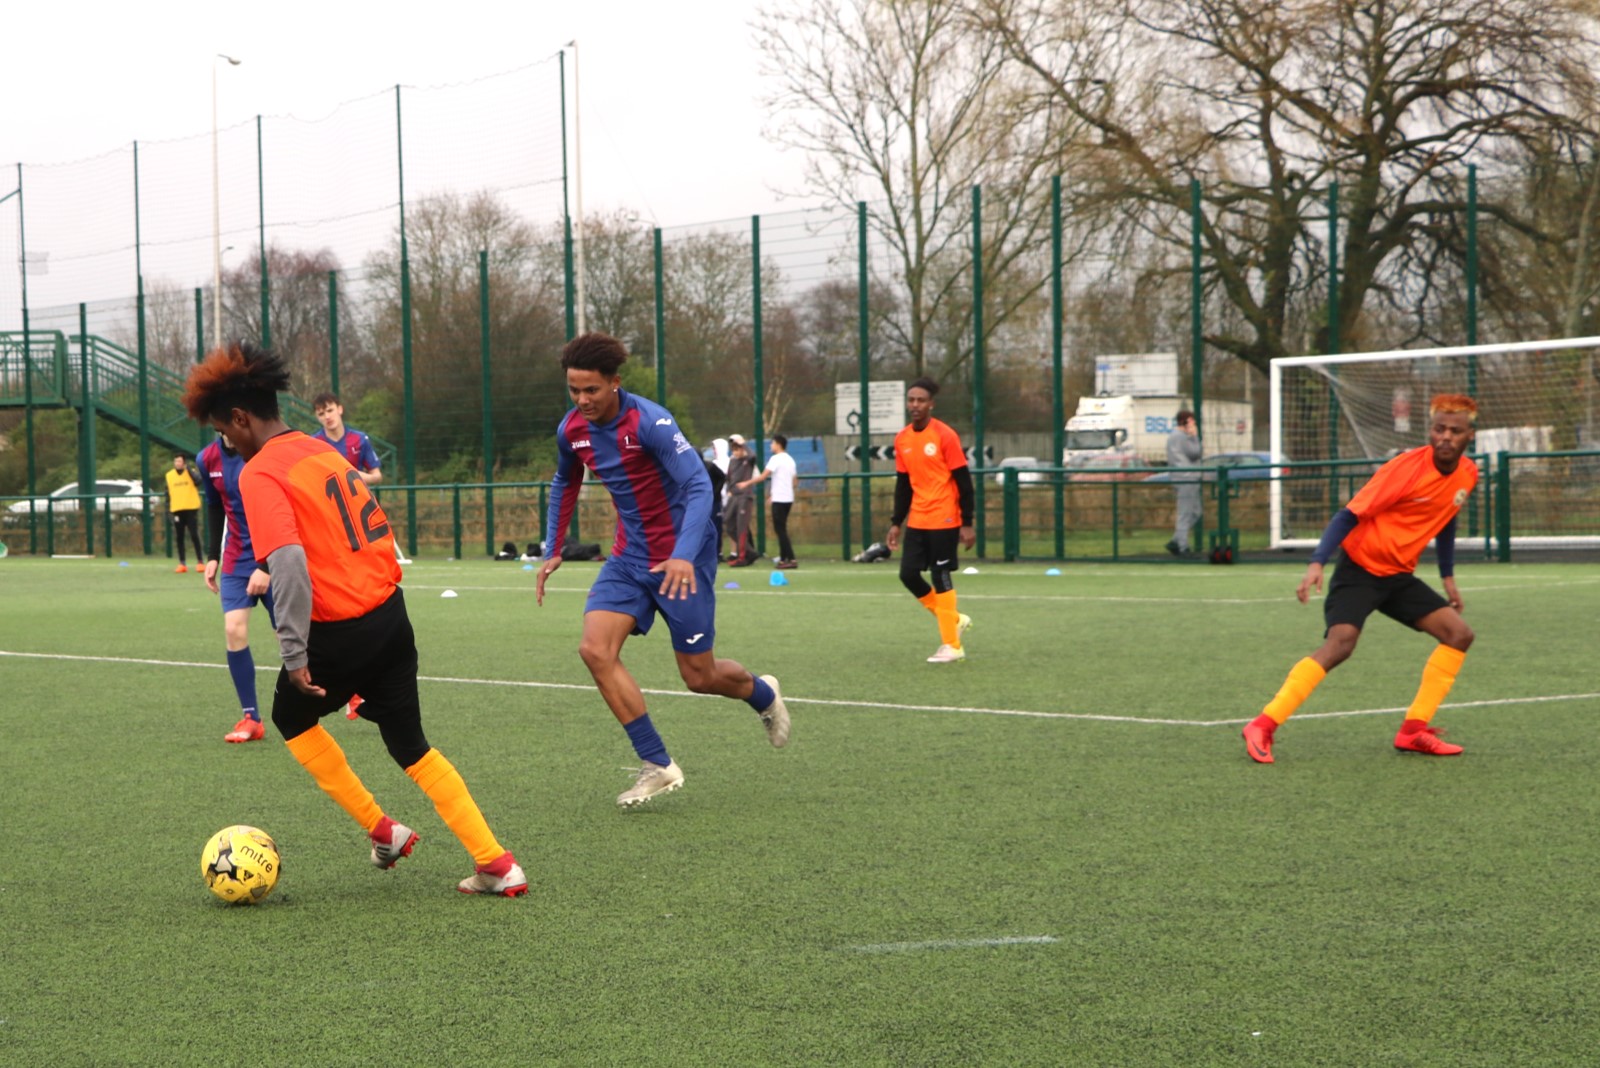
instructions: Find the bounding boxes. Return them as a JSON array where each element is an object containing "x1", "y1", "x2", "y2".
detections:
[{"x1": 1268, "y1": 336, "x2": 1600, "y2": 550}]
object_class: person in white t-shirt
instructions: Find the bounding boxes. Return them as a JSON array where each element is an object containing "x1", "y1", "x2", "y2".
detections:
[{"x1": 737, "y1": 433, "x2": 799, "y2": 569}]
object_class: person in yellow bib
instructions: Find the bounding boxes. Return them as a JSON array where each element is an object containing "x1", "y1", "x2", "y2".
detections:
[{"x1": 164, "y1": 453, "x2": 204, "y2": 573}]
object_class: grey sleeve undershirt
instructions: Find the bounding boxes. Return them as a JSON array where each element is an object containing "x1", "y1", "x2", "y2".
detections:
[{"x1": 265, "y1": 544, "x2": 313, "y2": 672}]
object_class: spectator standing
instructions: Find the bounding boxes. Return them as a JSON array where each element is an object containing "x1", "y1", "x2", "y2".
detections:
[
  {"x1": 723, "y1": 434, "x2": 758, "y2": 567},
  {"x1": 1165, "y1": 410, "x2": 1203, "y2": 557},
  {"x1": 737, "y1": 434, "x2": 798, "y2": 568}
]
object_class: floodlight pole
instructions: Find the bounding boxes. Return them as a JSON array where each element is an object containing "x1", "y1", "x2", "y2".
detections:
[{"x1": 211, "y1": 53, "x2": 242, "y2": 351}]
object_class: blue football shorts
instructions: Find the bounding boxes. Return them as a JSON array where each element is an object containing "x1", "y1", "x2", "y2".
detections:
[
  {"x1": 584, "y1": 552, "x2": 718, "y2": 654},
  {"x1": 220, "y1": 571, "x2": 277, "y2": 622}
]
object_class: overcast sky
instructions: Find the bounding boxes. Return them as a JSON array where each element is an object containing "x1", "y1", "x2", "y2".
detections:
[{"x1": 3, "y1": 0, "x2": 819, "y2": 228}]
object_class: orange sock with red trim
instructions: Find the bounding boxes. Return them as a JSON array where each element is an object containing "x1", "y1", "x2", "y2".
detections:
[
  {"x1": 1260, "y1": 657, "x2": 1328, "y2": 726},
  {"x1": 284, "y1": 725, "x2": 384, "y2": 832},
  {"x1": 406, "y1": 748, "x2": 506, "y2": 867},
  {"x1": 1400, "y1": 645, "x2": 1467, "y2": 731}
]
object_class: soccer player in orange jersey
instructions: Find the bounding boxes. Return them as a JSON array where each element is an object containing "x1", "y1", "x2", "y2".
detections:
[
  {"x1": 1243, "y1": 394, "x2": 1480, "y2": 764},
  {"x1": 181, "y1": 343, "x2": 527, "y2": 896},
  {"x1": 885, "y1": 378, "x2": 976, "y2": 663}
]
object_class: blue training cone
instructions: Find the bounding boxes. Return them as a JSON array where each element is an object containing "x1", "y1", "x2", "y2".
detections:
[
  {"x1": 724, "y1": 581, "x2": 740, "y2": 590},
  {"x1": 1045, "y1": 567, "x2": 1061, "y2": 576},
  {"x1": 768, "y1": 570, "x2": 789, "y2": 586},
  {"x1": 522, "y1": 563, "x2": 534, "y2": 571}
]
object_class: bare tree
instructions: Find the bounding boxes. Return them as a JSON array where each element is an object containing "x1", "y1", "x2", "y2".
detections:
[
  {"x1": 969, "y1": 0, "x2": 1600, "y2": 372},
  {"x1": 363, "y1": 191, "x2": 566, "y2": 473},
  {"x1": 220, "y1": 245, "x2": 359, "y2": 396},
  {"x1": 758, "y1": 0, "x2": 1070, "y2": 380}
]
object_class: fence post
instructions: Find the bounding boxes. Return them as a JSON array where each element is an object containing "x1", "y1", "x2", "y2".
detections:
[
  {"x1": 328, "y1": 270, "x2": 340, "y2": 395},
  {"x1": 1111, "y1": 483, "x2": 1120, "y2": 560},
  {"x1": 840, "y1": 475, "x2": 852, "y2": 562},
  {"x1": 257, "y1": 116, "x2": 270, "y2": 349},
  {"x1": 752, "y1": 213, "x2": 766, "y2": 557},
  {"x1": 1495, "y1": 451, "x2": 1512, "y2": 562},
  {"x1": 1190, "y1": 178, "x2": 1205, "y2": 437},
  {"x1": 1052, "y1": 175, "x2": 1065, "y2": 560},
  {"x1": 79, "y1": 304, "x2": 96, "y2": 556},
  {"x1": 1003, "y1": 468, "x2": 1019, "y2": 562},
  {"x1": 479, "y1": 250, "x2": 494, "y2": 559},
  {"x1": 396, "y1": 85, "x2": 418, "y2": 557},
  {"x1": 1326, "y1": 181, "x2": 1342, "y2": 517},
  {"x1": 452, "y1": 484, "x2": 462, "y2": 562},
  {"x1": 653, "y1": 227, "x2": 665, "y2": 405},
  {"x1": 856, "y1": 201, "x2": 872, "y2": 551},
  {"x1": 1466, "y1": 164, "x2": 1479, "y2": 391},
  {"x1": 971, "y1": 184, "x2": 987, "y2": 558}
]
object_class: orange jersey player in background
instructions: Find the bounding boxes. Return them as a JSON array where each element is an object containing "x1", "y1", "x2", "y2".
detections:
[
  {"x1": 1243, "y1": 394, "x2": 1480, "y2": 764},
  {"x1": 885, "y1": 377, "x2": 976, "y2": 664},
  {"x1": 181, "y1": 341, "x2": 526, "y2": 896}
]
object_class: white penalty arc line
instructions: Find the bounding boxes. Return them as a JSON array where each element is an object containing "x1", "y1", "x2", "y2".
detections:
[
  {"x1": 2, "y1": 650, "x2": 1595, "y2": 728},
  {"x1": 844, "y1": 936, "x2": 1059, "y2": 954}
]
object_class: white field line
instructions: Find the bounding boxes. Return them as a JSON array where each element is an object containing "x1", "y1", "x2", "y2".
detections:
[
  {"x1": 845, "y1": 936, "x2": 1059, "y2": 954},
  {"x1": 3, "y1": 649, "x2": 1595, "y2": 728},
  {"x1": 401, "y1": 574, "x2": 1600, "y2": 605},
  {"x1": 403, "y1": 582, "x2": 1285, "y2": 605}
]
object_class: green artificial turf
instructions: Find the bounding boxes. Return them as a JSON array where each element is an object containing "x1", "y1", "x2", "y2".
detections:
[{"x1": 1, "y1": 555, "x2": 1596, "y2": 1066}]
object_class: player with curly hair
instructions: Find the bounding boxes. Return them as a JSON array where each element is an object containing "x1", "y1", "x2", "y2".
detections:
[
  {"x1": 536, "y1": 332, "x2": 790, "y2": 808},
  {"x1": 182, "y1": 342, "x2": 526, "y2": 896}
]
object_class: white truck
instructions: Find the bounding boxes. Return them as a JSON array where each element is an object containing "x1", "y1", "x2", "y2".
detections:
[{"x1": 1063, "y1": 395, "x2": 1254, "y2": 465}]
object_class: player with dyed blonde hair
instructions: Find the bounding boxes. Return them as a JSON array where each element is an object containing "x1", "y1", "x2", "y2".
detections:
[{"x1": 1243, "y1": 394, "x2": 1479, "y2": 763}]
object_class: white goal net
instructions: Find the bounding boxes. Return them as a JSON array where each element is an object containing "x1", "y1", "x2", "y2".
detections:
[{"x1": 1269, "y1": 337, "x2": 1600, "y2": 550}]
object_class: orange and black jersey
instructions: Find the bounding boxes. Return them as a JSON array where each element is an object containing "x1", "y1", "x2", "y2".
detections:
[{"x1": 240, "y1": 431, "x2": 401, "y2": 622}]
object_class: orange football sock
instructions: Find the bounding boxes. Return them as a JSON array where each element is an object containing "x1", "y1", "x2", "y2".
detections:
[
  {"x1": 933, "y1": 590, "x2": 961, "y2": 646},
  {"x1": 1403, "y1": 645, "x2": 1467, "y2": 726},
  {"x1": 406, "y1": 748, "x2": 505, "y2": 867},
  {"x1": 1261, "y1": 657, "x2": 1328, "y2": 725},
  {"x1": 284, "y1": 725, "x2": 384, "y2": 832}
]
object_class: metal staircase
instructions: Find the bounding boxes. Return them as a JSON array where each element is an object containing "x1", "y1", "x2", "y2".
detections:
[{"x1": 0, "y1": 330, "x2": 396, "y2": 463}]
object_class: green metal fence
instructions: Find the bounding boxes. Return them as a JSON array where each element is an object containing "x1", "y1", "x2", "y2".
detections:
[{"x1": 8, "y1": 450, "x2": 1590, "y2": 564}]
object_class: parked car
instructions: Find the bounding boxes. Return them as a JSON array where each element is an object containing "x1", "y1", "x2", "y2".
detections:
[
  {"x1": 4, "y1": 479, "x2": 147, "y2": 523},
  {"x1": 1142, "y1": 451, "x2": 1274, "y2": 482},
  {"x1": 1065, "y1": 451, "x2": 1149, "y2": 482},
  {"x1": 991, "y1": 457, "x2": 1051, "y2": 485}
]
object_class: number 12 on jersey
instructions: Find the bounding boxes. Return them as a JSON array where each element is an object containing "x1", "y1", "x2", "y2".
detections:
[{"x1": 324, "y1": 469, "x2": 390, "y2": 551}]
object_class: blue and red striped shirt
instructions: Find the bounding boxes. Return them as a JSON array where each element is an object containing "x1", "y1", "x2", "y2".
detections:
[
  {"x1": 311, "y1": 426, "x2": 380, "y2": 473},
  {"x1": 545, "y1": 390, "x2": 714, "y2": 567},
  {"x1": 198, "y1": 438, "x2": 259, "y2": 576}
]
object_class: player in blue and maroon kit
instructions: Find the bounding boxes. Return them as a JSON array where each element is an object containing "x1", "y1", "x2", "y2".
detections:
[
  {"x1": 313, "y1": 391, "x2": 408, "y2": 570},
  {"x1": 199, "y1": 433, "x2": 277, "y2": 744},
  {"x1": 535, "y1": 332, "x2": 792, "y2": 808},
  {"x1": 311, "y1": 392, "x2": 382, "y2": 481}
]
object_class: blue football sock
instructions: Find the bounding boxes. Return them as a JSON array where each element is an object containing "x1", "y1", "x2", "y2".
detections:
[
  {"x1": 226, "y1": 647, "x2": 260, "y2": 722},
  {"x1": 622, "y1": 713, "x2": 671, "y2": 767},
  {"x1": 746, "y1": 674, "x2": 774, "y2": 712}
]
